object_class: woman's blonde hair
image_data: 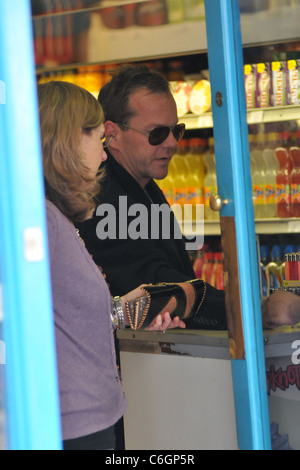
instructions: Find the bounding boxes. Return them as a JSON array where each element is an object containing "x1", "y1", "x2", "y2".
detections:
[{"x1": 38, "y1": 81, "x2": 104, "y2": 222}]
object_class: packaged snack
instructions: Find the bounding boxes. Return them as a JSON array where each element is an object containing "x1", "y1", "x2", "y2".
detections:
[
  {"x1": 136, "y1": 0, "x2": 168, "y2": 26},
  {"x1": 170, "y1": 81, "x2": 192, "y2": 117},
  {"x1": 271, "y1": 61, "x2": 287, "y2": 106},
  {"x1": 287, "y1": 59, "x2": 300, "y2": 105},
  {"x1": 188, "y1": 79, "x2": 211, "y2": 114},
  {"x1": 255, "y1": 62, "x2": 271, "y2": 108},
  {"x1": 244, "y1": 64, "x2": 256, "y2": 109}
]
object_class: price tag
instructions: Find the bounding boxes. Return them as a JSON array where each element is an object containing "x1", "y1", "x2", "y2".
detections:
[
  {"x1": 197, "y1": 114, "x2": 213, "y2": 128},
  {"x1": 247, "y1": 110, "x2": 264, "y2": 124}
]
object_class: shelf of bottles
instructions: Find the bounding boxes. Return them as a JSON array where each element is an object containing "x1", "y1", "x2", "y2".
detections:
[
  {"x1": 181, "y1": 105, "x2": 300, "y2": 130},
  {"x1": 182, "y1": 218, "x2": 300, "y2": 238},
  {"x1": 32, "y1": 1, "x2": 300, "y2": 73},
  {"x1": 166, "y1": 120, "x2": 300, "y2": 238},
  {"x1": 177, "y1": 56, "x2": 300, "y2": 237}
]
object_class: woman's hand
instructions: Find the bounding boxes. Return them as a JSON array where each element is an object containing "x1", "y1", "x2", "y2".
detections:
[
  {"x1": 145, "y1": 311, "x2": 186, "y2": 331},
  {"x1": 121, "y1": 284, "x2": 186, "y2": 331}
]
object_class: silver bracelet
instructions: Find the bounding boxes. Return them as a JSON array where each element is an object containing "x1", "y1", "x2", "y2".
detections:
[{"x1": 112, "y1": 296, "x2": 125, "y2": 329}]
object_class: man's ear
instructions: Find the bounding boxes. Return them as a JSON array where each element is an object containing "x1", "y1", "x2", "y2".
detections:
[
  {"x1": 105, "y1": 121, "x2": 119, "y2": 144},
  {"x1": 105, "y1": 120, "x2": 123, "y2": 152}
]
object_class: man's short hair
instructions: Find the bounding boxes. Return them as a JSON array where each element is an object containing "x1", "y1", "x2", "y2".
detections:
[{"x1": 98, "y1": 64, "x2": 171, "y2": 124}]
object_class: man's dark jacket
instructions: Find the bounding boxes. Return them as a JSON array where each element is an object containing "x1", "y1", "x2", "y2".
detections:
[{"x1": 77, "y1": 153, "x2": 227, "y2": 330}]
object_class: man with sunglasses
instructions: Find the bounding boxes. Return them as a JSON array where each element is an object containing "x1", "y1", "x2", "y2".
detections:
[{"x1": 77, "y1": 64, "x2": 226, "y2": 331}]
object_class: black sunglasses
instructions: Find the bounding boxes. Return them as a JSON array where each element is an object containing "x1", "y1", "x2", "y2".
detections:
[{"x1": 119, "y1": 123, "x2": 185, "y2": 146}]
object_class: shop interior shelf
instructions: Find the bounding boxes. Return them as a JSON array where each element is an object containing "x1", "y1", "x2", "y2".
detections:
[
  {"x1": 181, "y1": 218, "x2": 300, "y2": 237},
  {"x1": 34, "y1": 3, "x2": 300, "y2": 72},
  {"x1": 181, "y1": 105, "x2": 300, "y2": 130}
]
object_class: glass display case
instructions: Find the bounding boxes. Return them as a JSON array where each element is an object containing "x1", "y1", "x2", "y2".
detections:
[{"x1": 33, "y1": 0, "x2": 300, "y2": 234}]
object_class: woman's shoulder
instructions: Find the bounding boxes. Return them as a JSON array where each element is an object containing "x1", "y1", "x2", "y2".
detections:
[
  {"x1": 46, "y1": 199, "x2": 62, "y2": 216},
  {"x1": 46, "y1": 200, "x2": 68, "y2": 226},
  {"x1": 45, "y1": 199, "x2": 71, "y2": 247}
]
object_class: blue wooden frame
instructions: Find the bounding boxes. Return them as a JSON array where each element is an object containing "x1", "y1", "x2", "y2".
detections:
[
  {"x1": 0, "y1": 0, "x2": 61, "y2": 450},
  {"x1": 0, "y1": 0, "x2": 273, "y2": 450},
  {"x1": 204, "y1": 0, "x2": 271, "y2": 450}
]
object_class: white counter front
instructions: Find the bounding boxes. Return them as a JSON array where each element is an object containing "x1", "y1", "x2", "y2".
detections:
[{"x1": 117, "y1": 328, "x2": 300, "y2": 450}]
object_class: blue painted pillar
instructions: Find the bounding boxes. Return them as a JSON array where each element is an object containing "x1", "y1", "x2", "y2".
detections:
[
  {"x1": 0, "y1": 0, "x2": 61, "y2": 449},
  {"x1": 204, "y1": 0, "x2": 271, "y2": 450}
]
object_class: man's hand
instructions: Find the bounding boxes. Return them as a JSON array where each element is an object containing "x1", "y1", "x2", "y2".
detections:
[{"x1": 262, "y1": 290, "x2": 300, "y2": 329}]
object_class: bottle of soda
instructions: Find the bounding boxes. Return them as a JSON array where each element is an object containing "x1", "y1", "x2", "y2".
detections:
[
  {"x1": 201, "y1": 251, "x2": 214, "y2": 284},
  {"x1": 275, "y1": 131, "x2": 293, "y2": 218},
  {"x1": 172, "y1": 139, "x2": 189, "y2": 208},
  {"x1": 251, "y1": 132, "x2": 267, "y2": 218},
  {"x1": 290, "y1": 129, "x2": 300, "y2": 217},
  {"x1": 211, "y1": 252, "x2": 224, "y2": 290},
  {"x1": 185, "y1": 138, "x2": 206, "y2": 220},
  {"x1": 262, "y1": 132, "x2": 279, "y2": 218}
]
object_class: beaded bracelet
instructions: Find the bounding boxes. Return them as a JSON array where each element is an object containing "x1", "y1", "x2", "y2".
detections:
[{"x1": 111, "y1": 296, "x2": 125, "y2": 330}]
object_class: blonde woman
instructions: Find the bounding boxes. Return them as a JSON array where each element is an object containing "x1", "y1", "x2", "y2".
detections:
[{"x1": 38, "y1": 81, "x2": 185, "y2": 450}]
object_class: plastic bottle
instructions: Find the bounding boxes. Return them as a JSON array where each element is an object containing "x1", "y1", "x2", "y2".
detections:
[
  {"x1": 167, "y1": 60, "x2": 184, "y2": 81},
  {"x1": 267, "y1": 245, "x2": 284, "y2": 294},
  {"x1": 262, "y1": 132, "x2": 279, "y2": 218},
  {"x1": 165, "y1": 0, "x2": 185, "y2": 23},
  {"x1": 158, "y1": 157, "x2": 175, "y2": 206},
  {"x1": 251, "y1": 132, "x2": 267, "y2": 218},
  {"x1": 136, "y1": 0, "x2": 168, "y2": 26},
  {"x1": 185, "y1": 138, "x2": 206, "y2": 220},
  {"x1": 260, "y1": 245, "x2": 269, "y2": 298},
  {"x1": 275, "y1": 131, "x2": 294, "y2": 218},
  {"x1": 204, "y1": 137, "x2": 218, "y2": 220},
  {"x1": 278, "y1": 256, "x2": 286, "y2": 285},
  {"x1": 193, "y1": 246, "x2": 207, "y2": 279},
  {"x1": 183, "y1": 0, "x2": 205, "y2": 20},
  {"x1": 211, "y1": 252, "x2": 224, "y2": 290},
  {"x1": 283, "y1": 245, "x2": 296, "y2": 282},
  {"x1": 290, "y1": 129, "x2": 300, "y2": 217},
  {"x1": 172, "y1": 139, "x2": 189, "y2": 209},
  {"x1": 249, "y1": 133, "x2": 256, "y2": 193},
  {"x1": 201, "y1": 252, "x2": 214, "y2": 284}
]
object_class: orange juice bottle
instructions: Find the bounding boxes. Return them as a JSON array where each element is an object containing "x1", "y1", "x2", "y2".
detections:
[
  {"x1": 275, "y1": 131, "x2": 293, "y2": 218},
  {"x1": 185, "y1": 138, "x2": 207, "y2": 220},
  {"x1": 211, "y1": 252, "x2": 224, "y2": 290},
  {"x1": 172, "y1": 139, "x2": 189, "y2": 209},
  {"x1": 262, "y1": 132, "x2": 279, "y2": 218},
  {"x1": 251, "y1": 132, "x2": 267, "y2": 219},
  {"x1": 158, "y1": 158, "x2": 175, "y2": 206},
  {"x1": 290, "y1": 129, "x2": 300, "y2": 217}
]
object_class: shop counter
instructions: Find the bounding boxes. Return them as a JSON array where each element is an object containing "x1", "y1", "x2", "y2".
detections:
[
  {"x1": 117, "y1": 328, "x2": 300, "y2": 450},
  {"x1": 117, "y1": 329, "x2": 238, "y2": 450},
  {"x1": 264, "y1": 328, "x2": 300, "y2": 450}
]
